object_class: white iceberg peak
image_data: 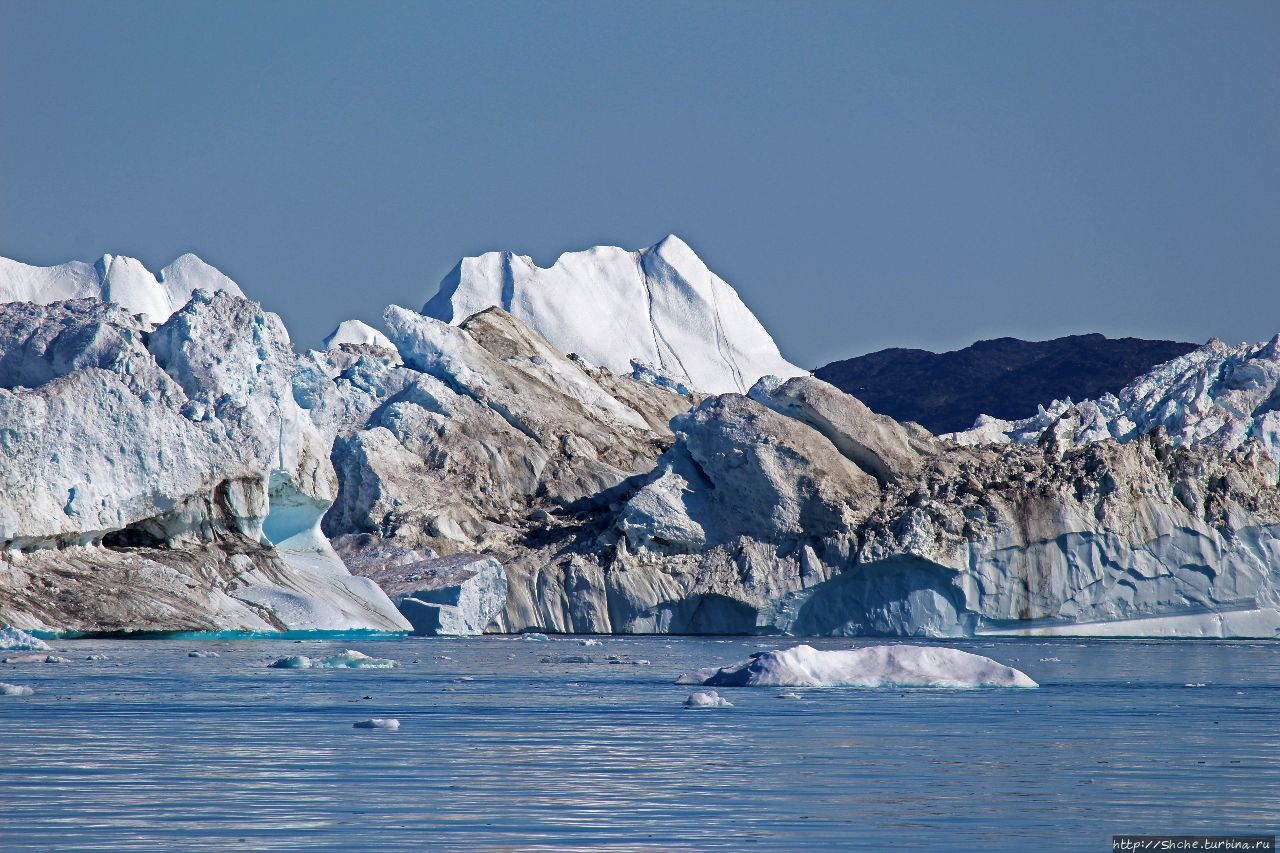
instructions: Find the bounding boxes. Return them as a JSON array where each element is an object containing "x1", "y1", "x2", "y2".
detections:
[
  {"x1": 421, "y1": 235, "x2": 806, "y2": 395},
  {"x1": 323, "y1": 319, "x2": 395, "y2": 351},
  {"x1": 0, "y1": 252, "x2": 243, "y2": 324}
]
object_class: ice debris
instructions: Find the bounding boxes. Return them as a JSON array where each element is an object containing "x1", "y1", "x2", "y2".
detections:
[{"x1": 1, "y1": 682, "x2": 35, "y2": 696}]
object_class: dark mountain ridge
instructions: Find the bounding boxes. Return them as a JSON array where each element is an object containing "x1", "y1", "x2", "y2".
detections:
[{"x1": 813, "y1": 333, "x2": 1199, "y2": 434}]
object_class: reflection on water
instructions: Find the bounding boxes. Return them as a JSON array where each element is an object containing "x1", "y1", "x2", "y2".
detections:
[{"x1": 2, "y1": 637, "x2": 1278, "y2": 851}]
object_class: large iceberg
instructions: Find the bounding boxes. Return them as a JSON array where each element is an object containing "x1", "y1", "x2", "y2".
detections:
[
  {"x1": 422, "y1": 235, "x2": 807, "y2": 395},
  {"x1": 682, "y1": 644, "x2": 1037, "y2": 688},
  {"x1": 4, "y1": 243, "x2": 1280, "y2": 641}
]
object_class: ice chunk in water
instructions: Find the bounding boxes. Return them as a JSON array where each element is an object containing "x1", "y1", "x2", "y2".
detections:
[
  {"x1": 0, "y1": 682, "x2": 34, "y2": 696},
  {"x1": 268, "y1": 649, "x2": 398, "y2": 669},
  {"x1": 683, "y1": 644, "x2": 1037, "y2": 689},
  {"x1": 353, "y1": 718, "x2": 400, "y2": 730},
  {"x1": 4, "y1": 653, "x2": 69, "y2": 664},
  {"x1": 684, "y1": 690, "x2": 734, "y2": 709}
]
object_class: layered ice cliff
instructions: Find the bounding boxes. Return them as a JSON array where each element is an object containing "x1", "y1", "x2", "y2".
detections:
[{"x1": 421, "y1": 235, "x2": 807, "y2": 395}]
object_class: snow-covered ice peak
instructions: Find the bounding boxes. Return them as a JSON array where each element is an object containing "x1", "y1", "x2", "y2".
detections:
[
  {"x1": 421, "y1": 235, "x2": 807, "y2": 395},
  {"x1": 323, "y1": 319, "x2": 395, "y2": 351},
  {"x1": 0, "y1": 252, "x2": 243, "y2": 324},
  {"x1": 946, "y1": 334, "x2": 1280, "y2": 463}
]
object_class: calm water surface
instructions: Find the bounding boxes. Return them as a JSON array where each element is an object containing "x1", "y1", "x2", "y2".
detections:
[{"x1": 1, "y1": 636, "x2": 1277, "y2": 851}]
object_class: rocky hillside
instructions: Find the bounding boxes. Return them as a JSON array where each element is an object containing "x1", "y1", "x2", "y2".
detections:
[{"x1": 814, "y1": 334, "x2": 1197, "y2": 434}]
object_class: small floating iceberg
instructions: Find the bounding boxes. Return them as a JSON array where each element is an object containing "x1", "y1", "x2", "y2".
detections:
[
  {"x1": 4, "y1": 653, "x2": 70, "y2": 664},
  {"x1": 188, "y1": 651, "x2": 220, "y2": 658},
  {"x1": 678, "y1": 644, "x2": 1037, "y2": 689},
  {"x1": 0, "y1": 626, "x2": 50, "y2": 652},
  {"x1": 1, "y1": 682, "x2": 34, "y2": 696},
  {"x1": 353, "y1": 718, "x2": 400, "y2": 730},
  {"x1": 268, "y1": 649, "x2": 398, "y2": 670},
  {"x1": 684, "y1": 690, "x2": 733, "y2": 709}
]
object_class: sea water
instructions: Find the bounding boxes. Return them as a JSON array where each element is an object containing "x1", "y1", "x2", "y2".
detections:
[{"x1": 1, "y1": 636, "x2": 1277, "y2": 851}]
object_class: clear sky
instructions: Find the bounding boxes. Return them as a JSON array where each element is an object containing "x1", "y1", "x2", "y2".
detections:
[{"x1": 2, "y1": 1, "x2": 1278, "y2": 366}]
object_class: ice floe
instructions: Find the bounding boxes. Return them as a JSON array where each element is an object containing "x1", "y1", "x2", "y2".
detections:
[
  {"x1": 353, "y1": 718, "x2": 400, "y2": 730},
  {"x1": 684, "y1": 690, "x2": 734, "y2": 709},
  {"x1": 680, "y1": 644, "x2": 1038, "y2": 689},
  {"x1": 1, "y1": 682, "x2": 34, "y2": 696},
  {"x1": 268, "y1": 649, "x2": 398, "y2": 669}
]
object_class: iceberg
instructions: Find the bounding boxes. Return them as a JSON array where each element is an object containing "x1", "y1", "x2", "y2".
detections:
[
  {"x1": 267, "y1": 649, "x2": 398, "y2": 669},
  {"x1": 684, "y1": 690, "x2": 734, "y2": 708},
  {"x1": 0, "y1": 682, "x2": 34, "y2": 696},
  {"x1": 353, "y1": 718, "x2": 400, "y2": 729},
  {"x1": 683, "y1": 644, "x2": 1037, "y2": 689},
  {"x1": 0, "y1": 626, "x2": 50, "y2": 651},
  {"x1": 3, "y1": 653, "x2": 69, "y2": 664}
]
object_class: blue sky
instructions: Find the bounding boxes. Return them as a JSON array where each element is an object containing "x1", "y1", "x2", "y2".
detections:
[{"x1": 2, "y1": 1, "x2": 1277, "y2": 365}]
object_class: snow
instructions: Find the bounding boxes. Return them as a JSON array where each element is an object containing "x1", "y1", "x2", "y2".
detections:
[
  {"x1": 421, "y1": 235, "x2": 807, "y2": 395},
  {"x1": 684, "y1": 644, "x2": 1038, "y2": 688},
  {"x1": 267, "y1": 649, "x2": 398, "y2": 669},
  {"x1": 0, "y1": 626, "x2": 50, "y2": 651},
  {"x1": 323, "y1": 320, "x2": 395, "y2": 351},
  {"x1": 947, "y1": 335, "x2": 1280, "y2": 464},
  {"x1": 0, "y1": 683, "x2": 34, "y2": 696},
  {"x1": 684, "y1": 690, "x2": 734, "y2": 708},
  {"x1": 353, "y1": 718, "x2": 400, "y2": 730},
  {"x1": 0, "y1": 252, "x2": 244, "y2": 324}
]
